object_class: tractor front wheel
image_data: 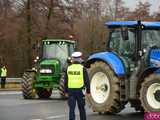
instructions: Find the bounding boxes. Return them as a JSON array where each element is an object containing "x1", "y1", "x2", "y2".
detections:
[
  {"x1": 86, "y1": 61, "x2": 124, "y2": 114},
  {"x1": 58, "y1": 72, "x2": 67, "y2": 99},
  {"x1": 140, "y1": 74, "x2": 160, "y2": 111},
  {"x1": 22, "y1": 72, "x2": 36, "y2": 99},
  {"x1": 37, "y1": 88, "x2": 52, "y2": 99}
]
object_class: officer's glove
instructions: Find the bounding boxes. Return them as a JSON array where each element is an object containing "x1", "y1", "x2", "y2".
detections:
[
  {"x1": 64, "y1": 93, "x2": 69, "y2": 97},
  {"x1": 85, "y1": 92, "x2": 91, "y2": 97}
]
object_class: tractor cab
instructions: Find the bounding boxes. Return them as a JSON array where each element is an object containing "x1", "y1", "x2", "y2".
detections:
[
  {"x1": 36, "y1": 39, "x2": 76, "y2": 87},
  {"x1": 106, "y1": 21, "x2": 160, "y2": 74},
  {"x1": 41, "y1": 39, "x2": 75, "y2": 68}
]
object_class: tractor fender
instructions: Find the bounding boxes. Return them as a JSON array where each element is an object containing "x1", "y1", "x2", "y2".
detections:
[
  {"x1": 86, "y1": 51, "x2": 125, "y2": 77},
  {"x1": 139, "y1": 67, "x2": 159, "y2": 82},
  {"x1": 25, "y1": 69, "x2": 37, "y2": 73}
]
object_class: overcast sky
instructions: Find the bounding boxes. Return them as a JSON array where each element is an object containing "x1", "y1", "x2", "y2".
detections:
[{"x1": 124, "y1": 0, "x2": 160, "y2": 14}]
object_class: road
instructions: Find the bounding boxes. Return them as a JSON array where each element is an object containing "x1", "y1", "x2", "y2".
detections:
[{"x1": 0, "y1": 91, "x2": 143, "y2": 120}]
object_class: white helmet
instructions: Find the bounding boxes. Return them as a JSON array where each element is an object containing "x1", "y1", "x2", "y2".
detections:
[
  {"x1": 71, "y1": 51, "x2": 83, "y2": 63},
  {"x1": 71, "y1": 51, "x2": 82, "y2": 58}
]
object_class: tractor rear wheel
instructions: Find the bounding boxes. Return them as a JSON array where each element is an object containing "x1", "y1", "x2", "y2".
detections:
[
  {"x1": 58, "y1": 72, "x2": 67, "y2": 99},
  {"x1": 22, "y1": 72, "x2": 36, "y2": 99},
  {"x1": 140, "y1": 74, "x2": 160, "y2": 111},
  {"x1": 86, "y1": 61, "x2": 124, "y2": 114},
  {"x1": 37, "y1": 88, "x2": 52, "y2": 99}
]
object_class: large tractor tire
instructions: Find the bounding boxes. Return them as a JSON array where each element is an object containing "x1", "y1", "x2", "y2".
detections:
[
  {"x1": 22, "y1": 72, "x2": 36, "y2": 99},
  {"x1": 86, "y1": 61, "x2": 124, "y2": 114},
  {"x1": 140, "y1": 74, "x2": 160, "y2": 112},
  {"x1": 58, "y1": 72, "x2": 67, "y2": 99},
  {"x1": 37, "y1": 88, "x2": 52, "y2": 99}
]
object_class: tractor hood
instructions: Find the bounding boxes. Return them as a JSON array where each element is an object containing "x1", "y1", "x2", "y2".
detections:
[
  {"x1": 40, "y1": 59, "x2": 60, "y2": 65},
  {"x1": 39, "y1": 59, "x2": 61, "y2": 75}
]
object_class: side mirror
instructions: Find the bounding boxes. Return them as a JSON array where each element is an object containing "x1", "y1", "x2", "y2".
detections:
[
  {"x1": 32, "y1": 43, "x2": 36, "y2": 49},
  {"x1": 67, "y1": 57, "x2": 72, "y2": 64},
  {"x1": 121, "y1": 28, "x2": 129, "y2": 41},
  {"x1": 32, "y1": 42, "x2": 41, "y2": 49}
]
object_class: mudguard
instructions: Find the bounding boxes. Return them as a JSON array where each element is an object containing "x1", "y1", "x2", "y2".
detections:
[
  {"x1": 26, "y1": 69, "x2": 37, "y2": 73},
  {"x1": 140, "y1": 67, "x2": 159, "y2": 78},
  {"x1": 87, "y1": 51, "x2": 125, "y2": 76}
]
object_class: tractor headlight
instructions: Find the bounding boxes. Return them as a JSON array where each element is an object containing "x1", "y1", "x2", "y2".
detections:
[
  {"x1": 40, "y1": 69, "x2": 52, "y2": 73},
  {"x1": 32, "y1": 67, "x2": 37, "y2": 72},
  {"x1": 150, "y1": 59, "x2": 160, "y2": 67}
]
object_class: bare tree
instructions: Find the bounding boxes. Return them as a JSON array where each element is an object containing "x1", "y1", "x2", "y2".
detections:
[
  {"x1": 72, "y1": 0, "x2": 108, "y2": 56},
  {"x1": 102, "y1": 0, "x2": 129, "y2": 20},
  {"x1": 128, "y1": 1, "x2": 151, "y2": 20},
  {"x1": 26, "y1": 0, "x2": 33, "y2": 67},
  {"x1": 0, "y1": 0, "x2": 153, "y2": 77},
  {"x1": 152, "y1": 6, "x2": 160, "y2": 20}
]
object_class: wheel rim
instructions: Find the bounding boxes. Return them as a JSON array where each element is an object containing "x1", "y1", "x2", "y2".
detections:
[
  {"x1": 91, "y1": 72, "x2": 110, "y2": 104},
  {"x1": 146, "y1": 83, "x2": 160, "y2": 109}
]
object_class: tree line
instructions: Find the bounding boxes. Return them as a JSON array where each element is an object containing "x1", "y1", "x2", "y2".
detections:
[{"x1": 0, "y1": 0, "x2": 160, "y2": 77}]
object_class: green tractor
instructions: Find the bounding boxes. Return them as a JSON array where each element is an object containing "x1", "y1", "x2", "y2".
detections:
[{"x1": 22, "y1": 39, "x2": 75, "y2": 99}]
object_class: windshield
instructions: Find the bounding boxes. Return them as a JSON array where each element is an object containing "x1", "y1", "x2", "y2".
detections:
[
  {"x1": 43, "y1": 42, "x2": 72, "y2": 66},
  {"x1": 109, "y1": 29, "x2": 135, "y2": 55},
  {"x1": 142, "y1": 30, "x2": 160, "y2": 49}
]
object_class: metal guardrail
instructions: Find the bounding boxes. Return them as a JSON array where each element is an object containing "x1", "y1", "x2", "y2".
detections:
[
  {"x1": 0, "y1": 78, "x2": 22, "y2": 89},
  {"x1": 6, "y1": 78, "x2": 22, "y2": 83}
]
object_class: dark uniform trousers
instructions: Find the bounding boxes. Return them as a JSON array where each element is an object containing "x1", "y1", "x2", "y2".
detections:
[
  {"x1": 68, "y1": 89, "x2": 86, "y2": 120},
  {"x1": 1, "y1": 77, "x2": 6, "y2": 88}
]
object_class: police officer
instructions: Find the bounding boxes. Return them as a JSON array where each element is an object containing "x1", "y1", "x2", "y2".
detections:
[
  {"x1": 1, "y1": 65, "x2": 7, "y2": 88},
  {"x1": 64, "y1": 51, "x2": 90, "y2": 120}
]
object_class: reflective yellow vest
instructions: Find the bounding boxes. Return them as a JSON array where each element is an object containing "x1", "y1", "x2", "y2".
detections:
[
  {"x1": 67, "y1": 64, "x2": 84, "y2": 88},
  {"x1": 1, "y1": 67, "x2": 7, "y2": 77}
]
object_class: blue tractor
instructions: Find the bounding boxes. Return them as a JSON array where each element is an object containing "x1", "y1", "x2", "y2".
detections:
[{"x1": 86, "y1": 21, "x2": 160, "y2": 113}]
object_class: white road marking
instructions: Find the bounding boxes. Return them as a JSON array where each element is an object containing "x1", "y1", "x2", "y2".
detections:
[
  {"x1": 46, "y1": 115, "x2": 66, "y2": 119},
  {"x1": 0, "y1": 91, "x2": 21, "y2": 95},
  {"x1": 31, "y1": 119, "x2": 43, "y2": 120},
  {"x1": 0, "y1": 90, "x2": 60, "y2": 96},
  {"x1": 31, "y1": 115, "x2": 66, "y2": 120}
]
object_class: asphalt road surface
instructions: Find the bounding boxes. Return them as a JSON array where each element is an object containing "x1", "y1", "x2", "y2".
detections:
[{"x1": 0, "y1": 91, "x2": 143, "y2": 120}]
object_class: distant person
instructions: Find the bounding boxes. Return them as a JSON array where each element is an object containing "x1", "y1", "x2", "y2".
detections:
[
  {"x1": 64, "y1": 51, "x2": 90, "y2": 120},
  {"x1": 1, "y1": 66, "x2": 7, "y2": 88}
]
